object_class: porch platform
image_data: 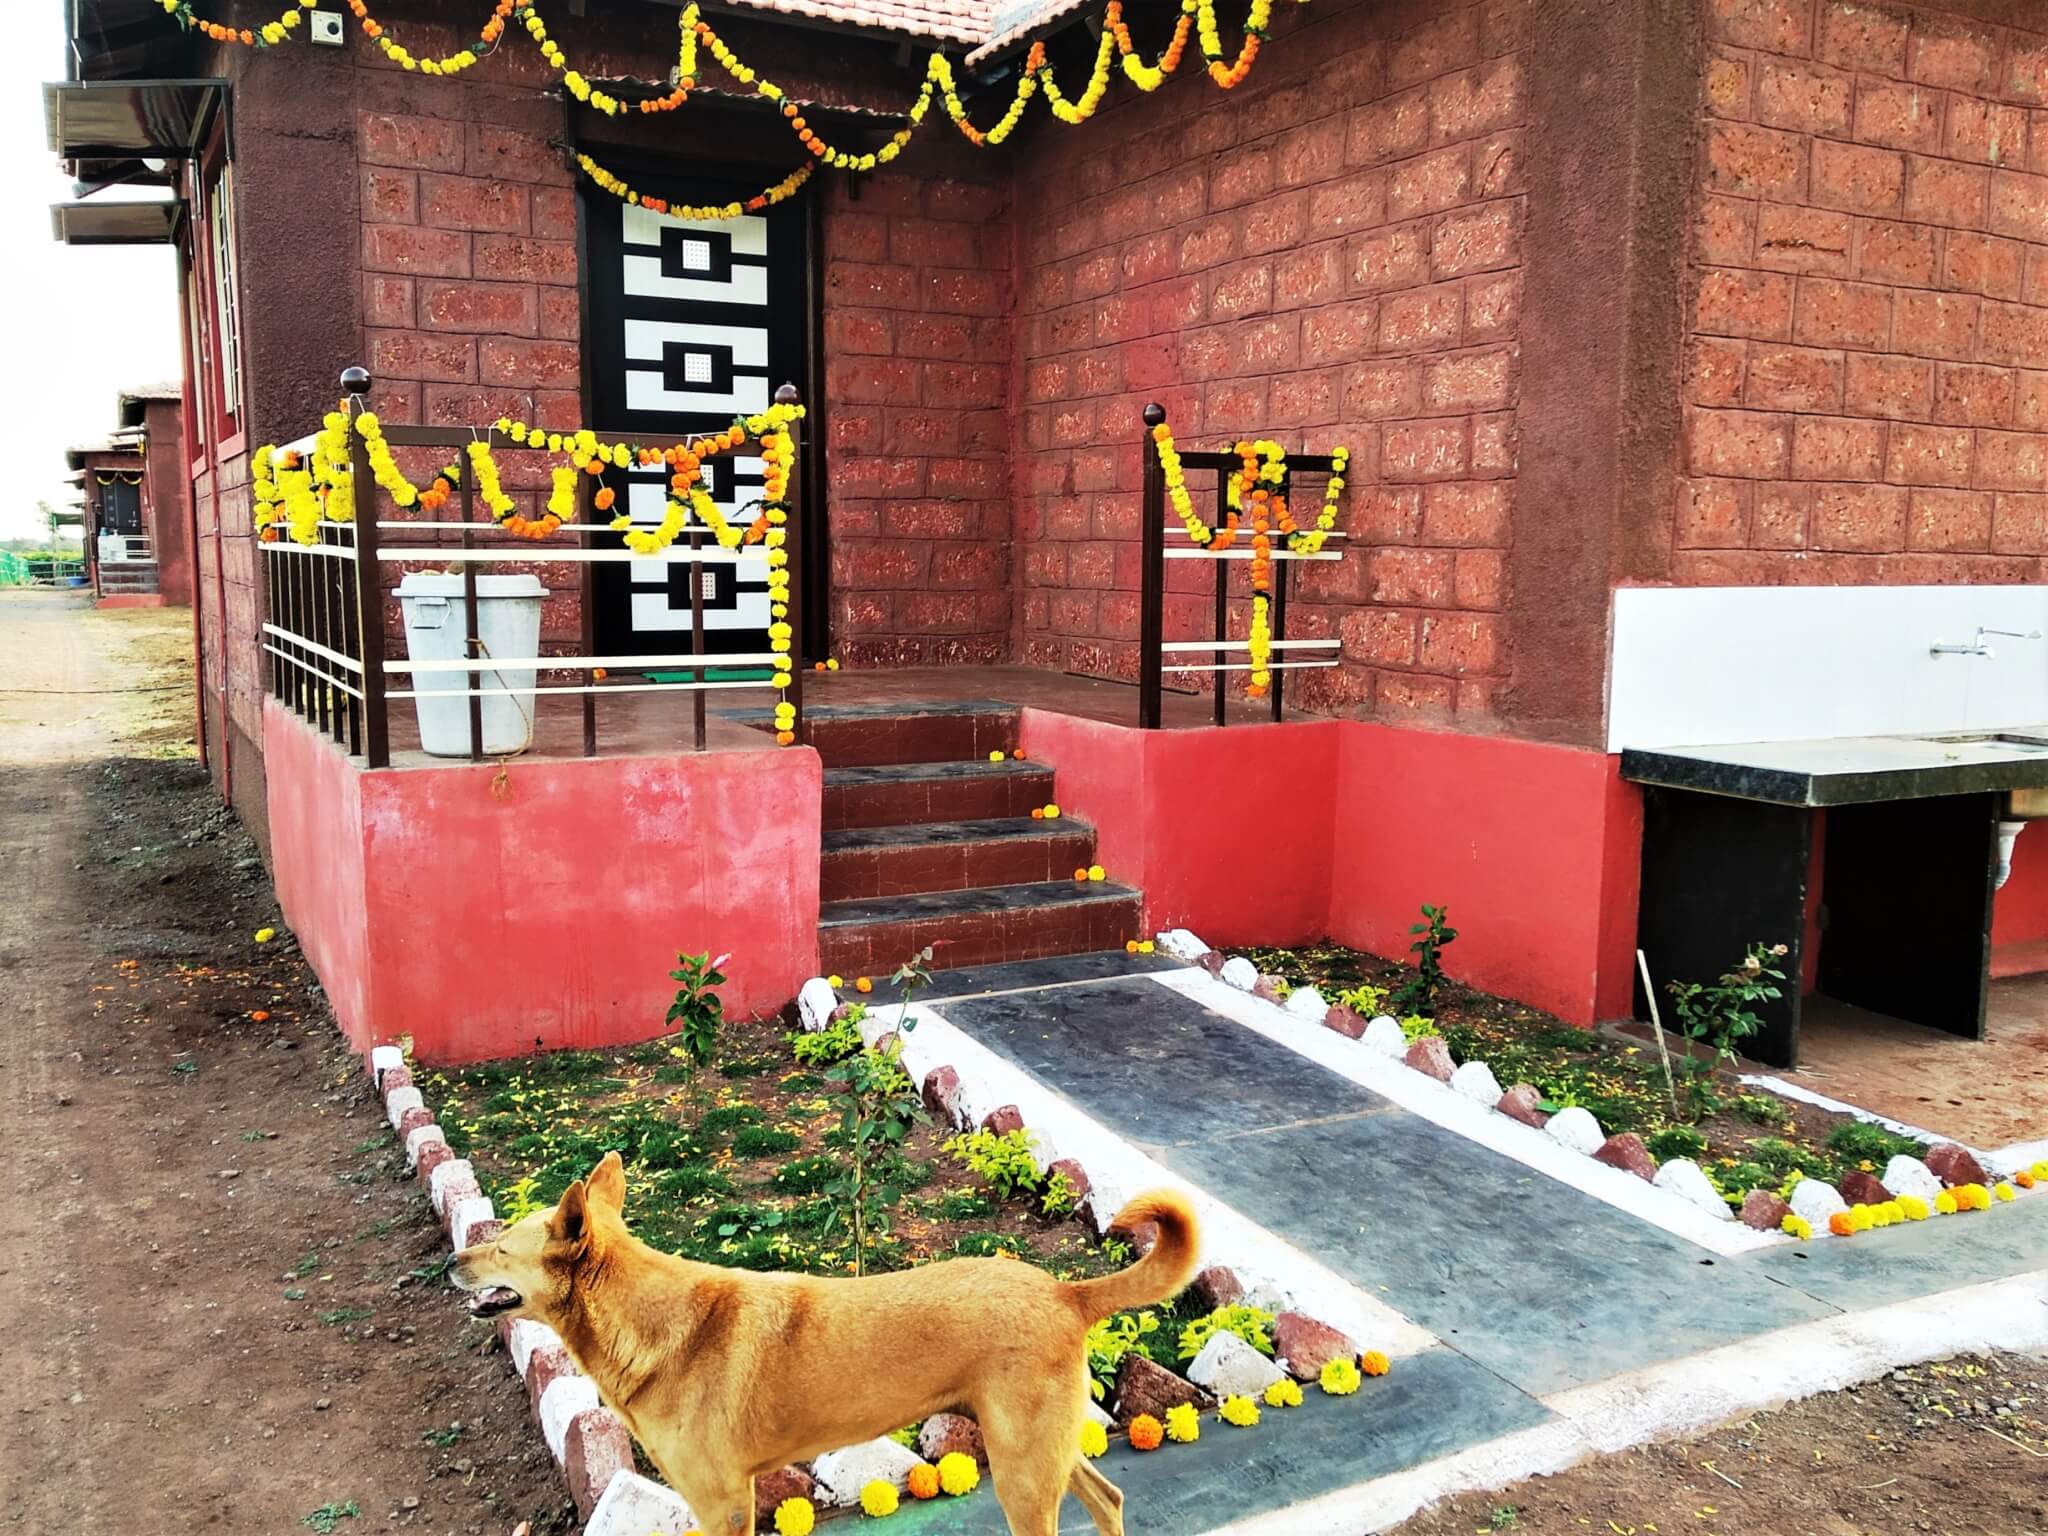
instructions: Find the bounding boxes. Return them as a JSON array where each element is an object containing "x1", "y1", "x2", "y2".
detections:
[{"x1": 376, "y1": 664, "x2": 1298, "y2": 769}]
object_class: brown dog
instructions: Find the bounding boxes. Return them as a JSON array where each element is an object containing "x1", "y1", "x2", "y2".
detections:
[{"x1": 452, "y1": 1151, "x2": 1199, "y2": 1536}]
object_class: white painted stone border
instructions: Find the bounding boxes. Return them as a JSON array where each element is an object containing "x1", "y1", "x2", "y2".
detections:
[
  {"x1": 359, "y1": 1047, "x2": 655, "y2": 1528},
  {"x1": 1155, "y1": 967, "x2": 1784, "y2": 1257},
  {"x1": 1207, "y1": 1269, "x2": 2048, "y2": 1535},
  {"x1": 846, "y1": 992, "x2": 1438, "y2": 1359}
]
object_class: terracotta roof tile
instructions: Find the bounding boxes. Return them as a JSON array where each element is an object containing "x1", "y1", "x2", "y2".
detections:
[{"x1": 718, "y1": 0, "x2": 998, "y2": 46}]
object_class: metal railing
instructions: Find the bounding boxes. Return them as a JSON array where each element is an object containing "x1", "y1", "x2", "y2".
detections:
[
  {"x1": 262, "y1": 365, "x2": 805, "y2": 768},
  {"x1": 1136, "y1": 402, "x2": 1344, "y2": 729}
]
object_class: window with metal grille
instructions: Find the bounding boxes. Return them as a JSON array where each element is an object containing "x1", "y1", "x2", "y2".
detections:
[
  {"x1": 680, "y1": 237, "x2": 712, "y2": 272},
  {"x1": 682, "y1": 351, "x2": 713, "y2": 384}
]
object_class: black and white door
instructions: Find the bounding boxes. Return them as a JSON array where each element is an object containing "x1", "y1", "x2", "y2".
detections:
[{"x1": 581, "y1": 174, "x2": 811, "y2": 667}]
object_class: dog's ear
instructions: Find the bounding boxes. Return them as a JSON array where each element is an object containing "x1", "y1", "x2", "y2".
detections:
[
  {"x1": 587, "y1": 1151, "x2": 626, "y2": 1213},
  {"x1": 548, "y1": 1179, "x2": 590, "y2": 1247}
]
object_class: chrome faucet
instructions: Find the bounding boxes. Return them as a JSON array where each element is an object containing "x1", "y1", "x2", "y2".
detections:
[{"x1": 1930, "y1": 626, "x2": 2043, "y2": 657}]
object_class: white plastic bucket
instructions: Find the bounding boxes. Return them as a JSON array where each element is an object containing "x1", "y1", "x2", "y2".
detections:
[{"x1": 395, "y1": 572, "x2": 548, "y2": 757}]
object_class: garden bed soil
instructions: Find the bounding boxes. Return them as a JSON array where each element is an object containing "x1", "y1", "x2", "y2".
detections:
[
  {"x1": 1241, "y1": 941, "x2": 1935, "y2": 1207},
  {"x1": 421, "y1": 1011, "x2": 1128, "y2": 1282},
  {"x1": 1387, "y1": 1352, "x2": 2048, "y2": 1536}
]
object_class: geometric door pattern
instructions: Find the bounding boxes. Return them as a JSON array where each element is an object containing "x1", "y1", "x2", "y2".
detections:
[{"x1": 581, "y1": 175, "x2": 809, "y2": 659}]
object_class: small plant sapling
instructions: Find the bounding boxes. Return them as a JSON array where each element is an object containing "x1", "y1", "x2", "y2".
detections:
[
  {"x1": 663, "y1": 950, "x2": 729, "y2": 1124},
  {"x1": 1389, "y1": 904, "x2": 1456, "y2": 1016},
  {"x1": 1663, "y1": 941, "x2": 1787, "y2": 1121}
]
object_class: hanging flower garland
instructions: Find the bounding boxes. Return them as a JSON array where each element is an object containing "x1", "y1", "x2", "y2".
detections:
[
  {"x1": 155, "y1": 0, "x2": 304, "y2": 47},
  {"x1": 163, "y1": 0, "x2": 1308, "y2": 209},
  {"x1": 574, "y1": 153, "x2": 815, "y2": 221}
]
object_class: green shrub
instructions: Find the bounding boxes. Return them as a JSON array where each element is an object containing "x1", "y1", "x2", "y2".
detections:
[
  {"x1": 1335, "y1": 982, "x2": 1388, "y2": 1017},
  {"x1": 701, "y1": 1104, "x2": 765, "y2": 1135},
  {"x1": 771, "y1": 1154, "x2": 840, "y2": 1194},
  {"x1": 732, "y1": 1125, "x2": 801, "y2": 1158},
  {"x1": 1040, "y1": 1169, "x2": 1081, "y2": 1217},
  {"x1": 1645, "y1": 1127, "x2": 1708, "y2": 1163},
  {"x1": 1825, "y1": 1120, "x2": 1921, "y2": 1167},
  {"x1": 930, "y1": 1189, "x2": 996, "y2": 1221},
  {"x1": 790, "y1": 1006, "x2": 864, "y2": 1066},
  {"x1": 1177, "y1": 1304, "x2": 1276, "y2": 1362},
  {"x1": 952, "y1": 1231, "x2": 1028, "y2": 1259},
  {"x1": 1085, "y1": 1310, "x2": 1159, "y2": 1400},
  {"x1": 945, "y1": 1128, "x2": 1044, "y2": 1200}
]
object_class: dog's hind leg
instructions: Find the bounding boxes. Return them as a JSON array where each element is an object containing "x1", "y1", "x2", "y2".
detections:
[
  {"x1": 1067, "y1": 1457, "x2": 1125, "y2": 1536},
  {"x1": 980, "y1": 1392, "x2": 1086, "y2": 1536}
]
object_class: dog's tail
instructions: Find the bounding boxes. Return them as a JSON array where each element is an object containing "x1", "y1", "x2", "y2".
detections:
[{"x1": 1067, "y1": 1189, "x2": 1201, "y2": 1321}]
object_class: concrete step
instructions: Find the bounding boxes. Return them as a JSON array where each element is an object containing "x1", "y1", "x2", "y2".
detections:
[
  {"x1": 730, "y1": 700, "x2": 1020, "y2": 767},
  {"x1": 822, "y1": 759, "x2": 1056, "y2": 831},
  {"x1": 819, "y1": 816, "x2": 1096, "y2": 902},
  {"x1": 817, "y1": 879, "x2": 1142, "y2": 978}
]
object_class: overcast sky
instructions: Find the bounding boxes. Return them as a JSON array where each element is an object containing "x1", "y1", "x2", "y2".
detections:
[{"x1": 0, "y1": 5, "x2": 183, "y2": 541}]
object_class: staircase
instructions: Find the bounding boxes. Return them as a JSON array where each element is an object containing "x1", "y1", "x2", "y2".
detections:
[
  {"x1": 791, "y1": 702, "x2": 1142, "y2": 977},
  {"x1": 98, "y1": 561, "x2": 160, "y2": 598}
]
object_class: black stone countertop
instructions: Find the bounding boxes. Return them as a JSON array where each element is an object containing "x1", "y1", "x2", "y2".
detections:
[{"x1": 1621, "y1": 730, "x2": 2048, "y2": 806}]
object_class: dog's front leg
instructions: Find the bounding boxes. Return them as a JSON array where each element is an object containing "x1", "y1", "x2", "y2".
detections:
[{"x1": 670, "y1": 1472, "x2": 756, "y2": 1536}]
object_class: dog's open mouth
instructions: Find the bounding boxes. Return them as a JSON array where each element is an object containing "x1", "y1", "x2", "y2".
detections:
[{"x1": 466, "y1": 1286, "x2": 521, "y2": 1318}]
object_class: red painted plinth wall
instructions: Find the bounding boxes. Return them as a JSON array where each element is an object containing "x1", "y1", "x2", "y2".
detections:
[
  {"x1": 1021, "y1": 709, "x2": 1641, "y2": 1027},
  {"x1": 266, "y1": 701, "x2": 821, "y2": 1064}
]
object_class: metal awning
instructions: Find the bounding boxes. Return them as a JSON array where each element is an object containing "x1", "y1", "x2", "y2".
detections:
[
  {"x1": 44, "y1": 77, "x2": 224, "y2": 163},
  {"x1": 51, "y1": 197, "x2": 182, "y2": 245}
]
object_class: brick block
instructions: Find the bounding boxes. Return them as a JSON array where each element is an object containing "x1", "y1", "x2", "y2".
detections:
[
  {"x1": 1388, "y1": 146, "x2": 1472, "y2": 221},
  {"x1": 1209, "y1": 263, "x2": 1274, "y2": 322},
  {"x1": 1856, "y1": 219, "x2": 1935, "y2": 286},
  {"x1": 2019, "y1": 371, "x2": 2048, "y2": 431},
  {"x1": 1993, "y1": 492, "x2": 2048, "y2": 553},
  {"x1": 1464, "y1": 271, "x2": 1520, "y2": 341},
  {"x1": 1302, "y1": 302, "x2": 1376, "y2": 364},
  {"x1": 1754, "y1": 204, "x2": 1852, "y2": 274},
  {"x1": 1793, "y1": 279, "x2": 1890, "y2": 350},
  {"x1": 358, "y1": 111, "x2": 463, "y2": 171},
  {"x1": 363, "y1": 224, "x2": 468, "y2": 279},
  {"x1": 419, "y1": 279, "x2": 538, "y2": 336},
  {"x1": 1947, "y1": 99, "x2": 2029, "y2": 167},
  {"x1": 1379, "y1": 285, "x2": 1462, "y2": 350},
  {"x1": 1687, "y1": 408, "x2": 1792, "y2": 479},
  {"x1": 1706, "y1": 122, "x2": 1805, "y2": 198},
  {"x1": 1418, "y1": 613, "x2": 1498, "y2": 674},
  {"x1": 1454, "y1": 547, "x2": 1506, "y2": 608},
  {"x1": 1817, "y1": 1, "x2": 1907, "y2": 74},
  {"x1": 1690, "y1": 337, "x2": 1747, "y2": 406},
  {"x1": 362, "y1": 166, "x2": 417, "y2": 225},
  {"x1": 1381, "y1": 420, "x2": 1470, "y2": 481},
  {"x1": 1348, "y1": 225, "x2": 1430, "y2": 294},
  {"x1": 1943, "y1": 232, "x2": 2025, "y2": 300},
  {"x1": 1422, "y1": 350, "x2": 1513, "y2": 412},
  {"x1": 480, "y1": 338, "x2": 582, "y2": 390},
  {"x1": 369, "y1": 329, "x2": 475, "y2": 384},
  {"x1": 364, "y1": 274, "x2": 414, "y2": 328},
  {"x1": 1745, "y1": 345, "x2": 1839, "y2": 411},
  {"x1": 1274, "y1": 245, "x2": 1344, "y2": 310},
  {"x1": 1696, "y1": 196, "x2": 1755, "y2": 266},
  {"x1": 1908, "y1": 488, "x2": 1994, "y2": 551},
  {"x1": 1792, "y1": 415, "x2": 1884, "y2": 481},
  {"x1": 1388, "y1": 10, "x2": 1481, "y2": 90},
  {"x1": 1811, "y1": 482, "x2": 1907, "y2": 550},
  {"x1": 1342, "y1": 608, "x2": 1417, "y2": 664},
  {"x1": 1812, "y1": 141, "x2": 1904, "y2": 214},
  {"x1": 1934, "y1": 364, "x2": 2016, "y2": 427},
  {"x1": 1432, "y1": 202, "x2": 1518, "y2": 279},
  {"x1": 1356, "y1": 486, "x2": 1423, "y2": 542},
  {"x1": 1428, "y1": 57, "x2": 1523, "y2": 142},
  {"x1": 1705, "y1": 50, "x2": 1751, "y2": 119},
  {"x1": 1679, "y1": 479, "x2": 1749, "y2": 547},
  {"x1": 1308, "y1": 170, "x2": 1388, "y2": 240},
  {"x1": 1376, "y1": 672, "x2": 1455, "y2": 716},
  {"x1": 1421, "y1": 480, "x2": 1510, "y2": 544},
  {"x1": 1853, "y1": 80, "x2": 1942, "y2": 153},
  {"x1": 564, "y1": 1408, "x2": 638, "y2": 1519},
  {"x1": 1908, "y1": 15, "x2": 1997, "y2": 92},
  {"x1": 1990, "y1": 170, "x2": 2048, "y2": 242},
  {"x1": 1369, "y1": 547, "x2": 1456, "y2": 605},
  {"x1": 1756, "y1": 60, "x2": 1851, "y2": 137},
  {"x1": 420, "y1": 173, "x2": 529, "y2": 234},
  {"x1": 1886, "y1": 424, "x2": 1975, "y2": 487},
  {"x1": 473, "y1": 235, "x2": 578, "y2": 286},
  {"x1": 1752, "y1": 481, "x2": 1810, "y2": 547},
  {"x1": 1977, "y1": 431, "x2": 2048, "y2": 492},
  {"x1": 1982, "y1": 302, "x2": 2048, "y2": 368},
  {"x1": 1695, "y1": 268, "x2": 1794, "y2": 340},
  {"x1": 1904, "y1": 156, "x2": 1987, "y2": 227},
  {"x1": 1892, "y1": 291, "x2": 1979, "y2": 360},
  {"x1": 1706, "y1": 0, "x2": 1812, "y2": 55}
]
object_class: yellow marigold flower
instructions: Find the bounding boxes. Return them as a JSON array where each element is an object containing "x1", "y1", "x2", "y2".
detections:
[
  {"x1": 859, "y1": 1480, "x2": 899, "y2": 1518},
  {"x1": 1263, "y1": 1378, "x2": 1304, "y2": 1408},
  {"x1": 774, "y1": 1496, "x2": 815, "y2": 1536},
  {"x1": 1898, "y1": 1195, "x2": 1929, "y2": 1221},
  {"x1": 1780, "y1": 1213, "x2": 1813, "y2": 1240},
  {"x1": 1995, "y1": 1181, "x2": 2017, "y2": 1202},
  {"x1": 1320, "y1": 1357, "x2": 1362, "y2": 1396},
  {"x1": 1079, "y1": 1420, "x2": 1109, "y2": 1458},
  {"x1": 1848, "y1": 1204, "x2": 1875, "y2": 1232},
  {"x1": 1219, "y1": 1394, "x2": 1260, "y2": 1428},
  {"x1": 1360, "y1": 1350, "x2": 1391, "y2": 1377},
  {"x1": 936, "y1": 1452, "x2": 979, "y2": 1496},
  {"x1": 827, "y1": 975, "x2": 844, "y2": 989},
  {"x1": 254, "y1": 927, "x2": 276, "y2": 944},
  {"x1": 2032, "y1": 1160, "x2": 2048, "y2": 1181},
  {"x1": 1164, "y1": 1402, "x2": 1201, "y2": 1443},
  {"x1": 1935, "y1": 1190, "x2": 1960, "y2": 1215},
  {"x1": 989, "y1": 750, "x2": 1005, "y2": 762}
]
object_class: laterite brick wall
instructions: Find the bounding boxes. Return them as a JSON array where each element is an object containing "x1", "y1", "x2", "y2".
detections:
[
  {"x1": 1010, "y1": 0, "x2": 1527, "y2": 721},
  {"x1": 1679, "y1": 0, "x2": 2048, "y2": 582}
]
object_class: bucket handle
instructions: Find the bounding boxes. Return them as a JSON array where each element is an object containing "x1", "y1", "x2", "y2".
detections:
[{"x1": 410, "y1": 594, "x2": 450, "y2": 631}]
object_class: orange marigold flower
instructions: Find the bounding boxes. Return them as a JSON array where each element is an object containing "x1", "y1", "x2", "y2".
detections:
[
  {"x1": 1828, "y1": 1210, "x2": 1856, "y2": 1237},
  {"x1": 1128, "y1": 1414, "x2": 1164, "y2": 1452},
  {"x1": 906, "y1": 1463, "x2": 939, "y2": 1501},
  {"x1": 1360, "y1": 1350, "x2": 1390, "y2": 1377},
  {"x1": 855, "y1": 976, "x2": 873, "y2": 994},
  {"x1": 594, "y1": 486, "x2": 615, "y2": 511}
]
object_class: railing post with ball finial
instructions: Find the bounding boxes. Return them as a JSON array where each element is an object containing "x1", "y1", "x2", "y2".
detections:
[
  {"x1": 1139, "y1": 402, "x2": 1166, "y2": 730},
  {"x1": 777, "y1": 382, "x2": 805, "y2": 745},
  {"x1": 341, "y1": 366, "x2": 390, "y2": 769}
]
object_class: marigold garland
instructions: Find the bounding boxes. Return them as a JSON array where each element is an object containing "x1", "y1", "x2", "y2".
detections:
[
  {"x1": 575, "y1": 151, "x2": 816, "y2": 221},
  {"x1": 167, "y1": 0, "x2": 1312, "y2": 209}
]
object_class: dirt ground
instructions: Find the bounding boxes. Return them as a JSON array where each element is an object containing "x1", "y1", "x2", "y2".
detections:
[
  {"x1": 1389, "y1": 1353, "x2": 2048, "y2": 1536},
  {"x1": 0, "y1": 590, "x2": 573, "y2": 1534}
]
